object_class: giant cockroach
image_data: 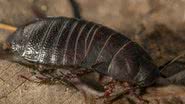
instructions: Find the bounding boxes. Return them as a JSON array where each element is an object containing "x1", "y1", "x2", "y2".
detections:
[{"x1": 0, "y1": 0, "x2": 185, "y2": 103}]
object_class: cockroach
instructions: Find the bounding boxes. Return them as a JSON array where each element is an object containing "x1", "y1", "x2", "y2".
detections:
[
  {"x1": 0, "y1": 1, "x2": 185, "y2": 103},
  {"x1": 0, "y1": 16, "x2": 184, "y2": 103}
]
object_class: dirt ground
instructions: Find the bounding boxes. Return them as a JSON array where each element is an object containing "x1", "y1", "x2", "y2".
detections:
[{"x1": 0, "y1": 0, "x2": 185, "y2": 104}]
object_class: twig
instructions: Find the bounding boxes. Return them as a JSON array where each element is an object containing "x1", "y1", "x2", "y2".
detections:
[{"x1": 0, "y1": 23, "x2": 17, "y2": 32}]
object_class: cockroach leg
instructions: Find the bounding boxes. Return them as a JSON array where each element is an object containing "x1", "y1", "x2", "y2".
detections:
[
  {"x1": 72, "y1": 69, "x2": 93, "y2": 76},
  {"x1": 121, "y1": 82, "x2": 149, "y2": 104},
  {"x1": 104, "y1": 81, "x2": 116, "y2": 97},
  {"x1": 19, "y1": 75, "x2": 33, "y2": 82},
  {"x1": 19, "y1": 73, "x2": 54, "y2": 85},
  {"x1": 96, "y1": 81, "x2": 126, "y2": 104},
  {"x1": 18, "y1": 75, "x2": 42, "y2": 83},
  {"x1": 129, "y1": 90, "x2": 149, "y2": 104},
  {"x1": 35, "y1": 76, "x2": 55, "y2": 85},
  {"x1": 100, "y1": 82, "x2": 148, "y2": 104},
  {"x1": 64, "y1": 69, "x2": 93, "y2": 80},
  {"x1": 96, "y1": 80, "x2": 116, "y2": 99}
]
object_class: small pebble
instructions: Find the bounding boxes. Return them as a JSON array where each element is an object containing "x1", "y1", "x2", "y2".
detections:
[{"x1": 41, "y1": 5, "x2": 48, "y2": 11}]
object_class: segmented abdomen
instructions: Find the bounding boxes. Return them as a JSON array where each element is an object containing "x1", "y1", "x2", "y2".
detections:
[{"x1": 9, "y1": 17, "x2": 131, "y2": 68}]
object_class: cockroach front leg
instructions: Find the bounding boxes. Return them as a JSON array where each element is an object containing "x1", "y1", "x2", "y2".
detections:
[
  {"x1": 18, "y1": 75, "x2": 36, "y2": 82},
  {"x1": 63, "y1": 69, "x2": 93, "y2": 80},
  {"x1": 18, "y1": 68, "x2": 41, "y2": 83},
  {"x1": 19, "y1": 69, "x2": 54, "y2": 84},
  {"x1": 19, "y1": 65, "x2": 58, "y2": 85}
]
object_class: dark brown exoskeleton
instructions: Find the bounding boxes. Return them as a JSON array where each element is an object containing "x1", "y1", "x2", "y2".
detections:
[{"x1": 0, "y1": 16, "x2": 176, "y2": 102}]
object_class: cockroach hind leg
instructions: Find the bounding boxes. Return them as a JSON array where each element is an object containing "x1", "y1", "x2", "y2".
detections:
[
  {"x1": 130, "y1": 92, "x2": 149, "y2": 104},
  {"x1": 101, "y1": 82, "x2": 129, "y2": 103},
  {"x1": 102, "y1": 82, "x2": 148, "y2": 104},
  {"x1": 123, "y1": 84, "x2": 149, "y2": 104},
  {"x1": 95, "y1": 80, "x2": 116, "y2": 100},
  {"x1": 103, "y1": 93, "x2": 125, "y2": 104}
]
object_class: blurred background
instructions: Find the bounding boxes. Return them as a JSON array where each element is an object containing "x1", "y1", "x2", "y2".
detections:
[{"x1": 0, "y1": 0, "x2": 185, "y2": 104}]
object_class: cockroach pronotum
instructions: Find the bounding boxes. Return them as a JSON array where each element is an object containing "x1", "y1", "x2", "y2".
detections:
[{"x1": 0, "y1": 1, "x2": 185, "y2": 103}]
